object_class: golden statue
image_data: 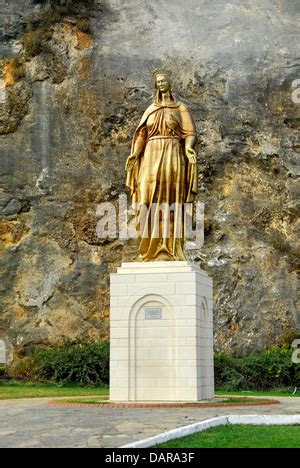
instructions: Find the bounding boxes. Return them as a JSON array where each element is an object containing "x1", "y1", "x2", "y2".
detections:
[{"x1": 125, "y1": 69, "x2": 198, "y2": 261}]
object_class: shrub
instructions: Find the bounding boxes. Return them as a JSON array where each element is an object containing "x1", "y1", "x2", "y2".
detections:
[
  {"x1": 12, "y1": 340, "x2": 109, "y2": 386},
  {"x1": 237, "y1": 346, "x2": 296, "y2": 389},
  {"x1": 215, "y1": 345, "x2": 300, "y2": 391},
  {"x1": 270, "y1": 230, "x2": 290, "y2": 253},
  {"x1": 9, "y1": 58, "x2": 26, "y2": 81},
  {"x1": 24, "y1": 1, "x2": 93, "y2": 58},
  {"x1": 50, "y1": 0, "x2": 94, "y2": 10},
  {"x1": 76, "y1": 18, "x2": 91, "y2": 33},
  {"x1": 214, "y1": 353, "x2": 248, "y2": 390},
  {"x1": 9, "y1": 356, "x2": 35, "y2": 381},
  {"x1": 0, "y1": 366, "x2": 8, "y2": 379},
  {"x1": 23, "y1": 29, "x2": 46, "y2": 57},
  {"x1": 26, "y1": 11, "x2": 59, "y2": 33}
]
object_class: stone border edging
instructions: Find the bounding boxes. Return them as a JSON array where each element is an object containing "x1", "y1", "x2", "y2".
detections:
[
  {"x1": 48, "y1": 399, "x2": 279, "y2": 409},
  {"x1": 120, "y1": 414, "x2": 300, "y2": 448}
]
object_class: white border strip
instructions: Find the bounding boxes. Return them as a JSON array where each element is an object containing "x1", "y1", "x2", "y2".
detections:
[
  {"x1": 120, "y1": 415, "x2": 300, "y2": 448},
  {"x1": 227, "y1": 415, "x2": 300, "y2": 425}
]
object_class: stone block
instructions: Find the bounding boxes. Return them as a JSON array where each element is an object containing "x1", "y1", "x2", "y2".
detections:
[{"x1": 110, "y1": 261, "x2": 214, "y2": 401}]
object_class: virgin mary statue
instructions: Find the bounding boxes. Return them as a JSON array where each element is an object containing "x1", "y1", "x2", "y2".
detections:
[{"x1": 125, "y1": 69, "x2": 198, "y2": 261}]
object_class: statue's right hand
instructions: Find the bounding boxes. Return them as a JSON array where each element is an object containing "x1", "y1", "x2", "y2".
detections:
[{"x1": 125, "y1": 154, "x2": 137, "y2": 172}]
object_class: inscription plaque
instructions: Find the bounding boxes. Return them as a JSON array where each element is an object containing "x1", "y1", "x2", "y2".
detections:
[{"x1": 145, "y1": 308, "x2": 162, "y2": 320}]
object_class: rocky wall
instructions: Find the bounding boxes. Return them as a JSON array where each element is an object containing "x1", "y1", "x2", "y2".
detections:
[{"x1": 0, "y1": 0, "x2": 299, "y2": 360}]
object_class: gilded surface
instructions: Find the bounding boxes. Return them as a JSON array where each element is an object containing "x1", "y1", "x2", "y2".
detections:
[{"x1": 125, "y1": 71, "x2": 198, "y2": 261}]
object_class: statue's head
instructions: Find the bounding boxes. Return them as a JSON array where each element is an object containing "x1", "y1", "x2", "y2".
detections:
[{"x1": 153, "y1": 68, "x2": 175, "y2": 104}]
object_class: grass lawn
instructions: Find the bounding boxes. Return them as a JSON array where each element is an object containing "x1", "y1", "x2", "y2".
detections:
[
  {"x1": 0, "y1": 381, "x2": 297, "y2": 401},
  {"x1": 0, "y1": 381, "x2": 109, "y2": 400},
  {"x1": 155, "y1": 425, "x2": 300, "y2": 448},
  {"x1": 216, "y1": 389, "x2": 300, "y2": 397}
]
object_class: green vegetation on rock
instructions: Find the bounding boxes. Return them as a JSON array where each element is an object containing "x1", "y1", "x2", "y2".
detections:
[
  {"x1": 23, "y1": 1, "x2": 92, "y2": 58},
  {"x1": 215, "y1": 346, "x2": 300, "y2": 391},
  {"x1": 10, "y1": 340, "x2": 109, "y2": 386}
]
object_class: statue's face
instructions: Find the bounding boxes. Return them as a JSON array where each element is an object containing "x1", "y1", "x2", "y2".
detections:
[{"x1": 156, "y1": 74, "x2": 170, "y2": 93}]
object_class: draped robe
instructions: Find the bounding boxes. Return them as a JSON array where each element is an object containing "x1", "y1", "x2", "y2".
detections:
[{"x1": 126, "y1": 100, "x2": 197, "y2": 261}]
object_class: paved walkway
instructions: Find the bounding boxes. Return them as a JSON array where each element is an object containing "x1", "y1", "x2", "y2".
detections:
[{"x1": 0, "y1": 397, "x2": 299, "y2": 448}]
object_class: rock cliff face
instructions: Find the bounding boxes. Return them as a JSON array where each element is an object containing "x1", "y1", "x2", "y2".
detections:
[{"x1": 0, "y1": 0, "x2": 299, "y2": 361}]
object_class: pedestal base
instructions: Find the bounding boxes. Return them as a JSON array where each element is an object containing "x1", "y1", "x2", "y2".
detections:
[{"x1": 110, "y1": 262, "x2": 214, "y2": 402}]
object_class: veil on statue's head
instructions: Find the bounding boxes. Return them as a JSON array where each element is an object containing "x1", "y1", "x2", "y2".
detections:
[{"x1": 152, "y1": 68, "x2": 176, "y2": 105}]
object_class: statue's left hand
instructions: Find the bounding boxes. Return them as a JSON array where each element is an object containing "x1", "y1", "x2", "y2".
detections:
[
  {"x1": 125, "y1": 154, "x2": 137, "y2": 171},
  {"x1": 186, "y1": 147, "x2": 196, "y2": 164}
]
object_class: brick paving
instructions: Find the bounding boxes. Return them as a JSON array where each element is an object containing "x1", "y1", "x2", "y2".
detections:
[{"x1": 48, "y1": 399, "x2": 279, "y2": 409}]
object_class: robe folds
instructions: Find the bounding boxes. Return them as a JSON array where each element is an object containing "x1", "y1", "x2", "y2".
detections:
[{"x1": 126, "y1": 100, "x2": 198, "y2": 261}]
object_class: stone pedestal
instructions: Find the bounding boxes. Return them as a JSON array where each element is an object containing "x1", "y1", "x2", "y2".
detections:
[{"x1": 110, "y1": 261, "x2": 214, "y2": 401}]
